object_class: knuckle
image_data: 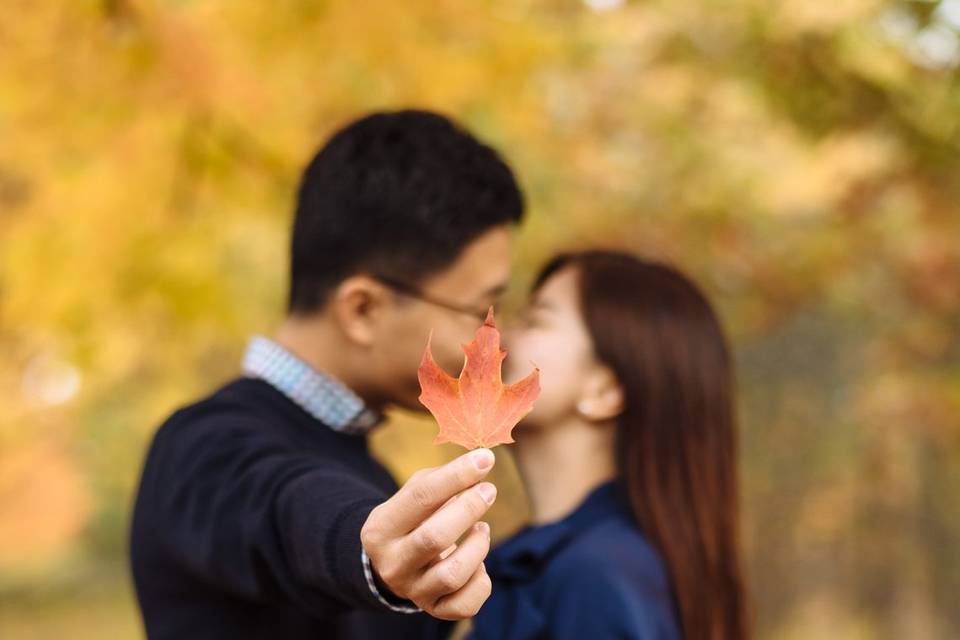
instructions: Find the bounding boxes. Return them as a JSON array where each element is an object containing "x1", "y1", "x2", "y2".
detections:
[
  {"x1": 414, "y1": 527, "x2": 444, "y2": 554},
  {"x1": 360, "y1": 518, "x2": 381, "y2": 548},
  {"x1": 409, "y1": 483, "x2": 437, "y2": 509},
  {"x1": 437, "y1": 558, "x2": 463, "y2": 591},
  {"x1": 376, "y1": 560, "x2": 401, "y2": 586},
  {"x1": 366, "y1": 502, "x2": 391, "y2": 530},
  {"x1": 407, "y1": 469, "x2": 429, "y2": 484}
]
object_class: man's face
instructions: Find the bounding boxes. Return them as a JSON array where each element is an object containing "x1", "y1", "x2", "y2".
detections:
[{"x1": 369, "y1": 224, "x2": 513, "y2": 412}]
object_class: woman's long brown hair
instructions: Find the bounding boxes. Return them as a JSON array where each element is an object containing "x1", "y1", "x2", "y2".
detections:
[{"x1": 533, "y1": 250, "x2": 749, "y2": 640}]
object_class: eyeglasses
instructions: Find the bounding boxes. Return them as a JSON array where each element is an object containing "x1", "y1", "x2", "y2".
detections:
[{"x1": 372, "y1": 274, "x2": 494, "y2": 323}]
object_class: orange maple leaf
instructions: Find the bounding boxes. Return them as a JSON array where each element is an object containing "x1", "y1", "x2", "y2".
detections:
[{"x1": 418, "y1": 308, "x2": 541, "y2": 449}]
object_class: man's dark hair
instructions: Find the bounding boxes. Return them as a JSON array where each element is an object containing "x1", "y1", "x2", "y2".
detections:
[{"x1": 288, "y1": 109, "x2": 525, "y2": 314}]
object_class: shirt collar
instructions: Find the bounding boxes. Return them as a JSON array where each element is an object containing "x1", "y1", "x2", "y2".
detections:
[
  {"x1": 486, "y1": 480, "x2": 628, "y2": 582},
  {"x1": 241, "y1": 335, "x2": 385, "y2": 436}
]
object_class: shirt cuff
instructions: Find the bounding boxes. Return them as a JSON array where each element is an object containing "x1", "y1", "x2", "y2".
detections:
[{"x1": 360, "y1": 547, "x2": 423, "y2": 614}]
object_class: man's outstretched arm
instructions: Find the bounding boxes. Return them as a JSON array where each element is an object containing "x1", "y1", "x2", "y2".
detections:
[{"x1": 150, "y1": 416, "x2": 497, "y2": 620}]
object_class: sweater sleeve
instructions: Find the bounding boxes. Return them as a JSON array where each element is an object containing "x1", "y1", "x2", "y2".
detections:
[{"x1": 148, "y1": 413, "x2": 416, "y2": 616}]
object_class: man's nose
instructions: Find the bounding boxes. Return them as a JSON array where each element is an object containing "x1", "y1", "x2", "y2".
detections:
[{"x1": 500, "y1": 325, "x2": 516, "y2": 351}]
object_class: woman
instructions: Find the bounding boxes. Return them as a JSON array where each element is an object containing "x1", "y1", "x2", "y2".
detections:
[{"x1": 468, "y1": 250, "x2": 749, "y2": 640}]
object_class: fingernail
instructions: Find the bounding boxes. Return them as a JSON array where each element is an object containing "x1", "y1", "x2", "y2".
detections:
[
  {"x1": 470, "y1": 448, "x2": 494, "y2": 471},
  {"x1": 476, "y1": 482, "x2": 497, "y2": 504},
  {"x1": 475, "y1": 521, "x2": 490, "y2": 538}
]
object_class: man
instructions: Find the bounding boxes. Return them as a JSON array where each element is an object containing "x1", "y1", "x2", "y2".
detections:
[{"x1": 130, "y1": 110, "x2": 526, "y2": 638}]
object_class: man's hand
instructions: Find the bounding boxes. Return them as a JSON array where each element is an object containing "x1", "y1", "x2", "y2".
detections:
[{"x1": 360, "y1": 448, "x2": 497, "y2": 620}]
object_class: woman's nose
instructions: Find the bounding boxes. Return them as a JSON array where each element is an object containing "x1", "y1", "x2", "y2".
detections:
[{"x1": 500, "y1": 324, "x2": 515, "y2": 349}]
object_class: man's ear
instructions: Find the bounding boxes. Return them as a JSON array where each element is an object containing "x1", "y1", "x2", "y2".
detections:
[
  {"x1": 329, "y1": 275, "x2": 393, "y2": 347},
  {"x1": 576, "y1": 365, "x2": 624, "y2": 423}
]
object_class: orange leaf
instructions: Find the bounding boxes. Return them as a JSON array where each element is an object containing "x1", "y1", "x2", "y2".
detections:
[{"x1": 418, "y1": 308, "x2": 540, "y2": 449}]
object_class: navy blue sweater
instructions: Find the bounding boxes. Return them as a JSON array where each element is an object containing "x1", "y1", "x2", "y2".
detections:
[
  {"x1": 469, "y1": 481, "x2": 681, "y2": 640},
  {"x1": 129, "y1": 377, "x2": 450, "y2": 639}
]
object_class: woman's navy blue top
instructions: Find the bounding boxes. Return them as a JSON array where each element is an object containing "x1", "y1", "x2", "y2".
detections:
[{"x1": 468, "y1": 481, "x2": 681, "y2": 640}]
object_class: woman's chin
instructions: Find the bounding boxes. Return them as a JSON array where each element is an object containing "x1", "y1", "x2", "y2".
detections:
[{"x1": 512, "y1": 417, "x2": 540, "y2": 438}]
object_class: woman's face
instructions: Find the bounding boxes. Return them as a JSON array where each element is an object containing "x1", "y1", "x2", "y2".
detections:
[{"x1": 502, "y1": 265, "x2": 598, "y2": 431}]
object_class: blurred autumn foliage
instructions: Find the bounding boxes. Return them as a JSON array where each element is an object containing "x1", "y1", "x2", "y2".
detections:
[{"x1": 1, "y1": 0, "x2": 958, "y2": 638}]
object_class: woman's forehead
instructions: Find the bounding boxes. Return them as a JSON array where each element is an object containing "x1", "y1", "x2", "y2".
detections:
[{"x1": 535, "y1": 265, "x2": 579, "y2": 305}]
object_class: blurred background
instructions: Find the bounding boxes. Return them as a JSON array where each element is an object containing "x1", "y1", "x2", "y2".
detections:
[{"x1": 1, "y1": 0, "x2": 958, "y2": 638}]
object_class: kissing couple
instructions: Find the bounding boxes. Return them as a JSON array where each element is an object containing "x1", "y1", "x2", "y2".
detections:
[{"x1": 130, "y1": 110, "x2": 749, "y2": 640}]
